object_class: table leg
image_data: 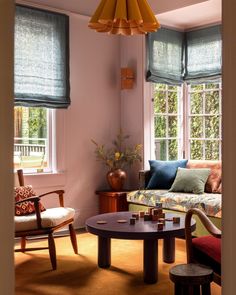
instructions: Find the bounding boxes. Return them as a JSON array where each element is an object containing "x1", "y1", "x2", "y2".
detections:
[
  {"x1": 163, "y1": 237, "x2": 175, "y2": 263},
  {"x1": 143, "y1": 239, "x2": 158, "y2": 284},
  {"x1": 98, "y1": 236, "x2": 111, "y2": 268}
]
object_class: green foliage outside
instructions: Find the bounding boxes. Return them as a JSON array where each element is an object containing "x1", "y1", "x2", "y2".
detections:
[
  {"x1": 14, "y1": 107, "x2": 47, "y2": 145},
  {"x1": 28, "y1": 108, "x2": 47, "y2": 143},
  {"x1": 153, "y1": 83, "x2": 221, "y2": 161}
]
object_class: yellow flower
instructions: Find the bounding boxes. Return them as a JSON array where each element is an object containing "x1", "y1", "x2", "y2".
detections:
[
  {"x1": 135, "y1": 144, "x2": 142, "y2": 150},
  {"x1": 115, "y1": 152, "x2": 120, "y2": 160}
]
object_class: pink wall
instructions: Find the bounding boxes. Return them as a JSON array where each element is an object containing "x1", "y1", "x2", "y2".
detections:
[
  {"x1": 25, "y1": 14, "x2": 121, "y2": 228},
  {"x1": 120, "y1": 36, "x2": 145, "y2": 188}
]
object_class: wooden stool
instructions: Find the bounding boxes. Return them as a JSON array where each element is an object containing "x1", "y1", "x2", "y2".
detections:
[{"x1": 169, "y1": 263, "x2": 214, "y2": 295}]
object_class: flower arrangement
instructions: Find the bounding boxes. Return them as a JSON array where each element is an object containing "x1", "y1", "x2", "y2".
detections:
[{"x1": 91, "y1": 130, "x2": 142, "y2": 171}]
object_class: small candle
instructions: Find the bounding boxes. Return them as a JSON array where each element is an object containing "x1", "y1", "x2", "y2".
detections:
[
  {"x1": 157, "y1": 222, "x2": 164, "y2": 230},
  {"x1": 130, "y1": 218, "x2": 136, "y2": 225},
  {"x1": 148, "y1": 207, "x2": 154, "y2": 215},
  {"x1": 152, "y1": 215, "x2": 159, "y2": 221},
  {"x1": 144, "y1": 214, "x2": 151, "y2": 221},
  {"x1": 173, "y1": 217, "x2": 180, "y2": 224},
  {"x1": 139, "y1": 211, "x2": 145, "y2": 218},
  {"x1": 159, "y1": 218, "x2": 166, "y2": 225},
  {"x1": 153, "y1": 209, "x2": 159, "y2": 216},
  {"x1": 132, "y1": 213, "x2": 139, "y2": 220}
]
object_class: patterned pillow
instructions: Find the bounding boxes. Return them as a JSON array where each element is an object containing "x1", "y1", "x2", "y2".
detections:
[
  {"x1": 15, "y1": 185, "x2": 46, "y2": 216},
  {"x1": 187, "y1": 161, "x2": 221, "y2": 193}
]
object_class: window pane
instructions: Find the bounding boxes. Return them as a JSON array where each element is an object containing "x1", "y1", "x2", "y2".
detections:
[
  {"x1": 190, "y1": 84, "x2": 204, "y2": 91},
  {"x1": 168, "y1": 139, "x2": 178, "y2": 160},
  {"x1": 205, "y1": 116, "x2": 220, "y2": 138},
  {"x1": 190, "y1": 92, "x2": 203, "y2": 114},
  {"x1": 190, "y1": 116, "x2": 203, "y2": 138},
  {"x1": 168, "y1": 85, "x2": 178, "y2": 91},
  {"x1": 155, "y1": 139, "x2": 167, "y2": 160},
  {"x1": 14, "y1": 106, "x2": 49, "y2": 171},
  {"x1": 205, "y1": 83, "x2": 219, "y2": 89},
  {"x1": 205, "y1": 141, "x2": 220, "y2": 160},
  {"x1": 154, "y1": 91, "x2": 166, "y2": 113},
  {"x1": 205, "y1": 91, "x2": 219, "y2": 114},
  {"x1": 168, "y1": 92, "x2": 178, "y2": 113},
  {"x1": 154, "y1": 83, "x2": 166, "y2": 91},
  {"x1": 155, "y1": 116, "x2": 166, "y2": 137},
  {"x1": 168, "y1": 116, "x2": 178, "y2": 137},
  {"x1": 190, "y1": 140, "x2": 203, "y2": 160}
]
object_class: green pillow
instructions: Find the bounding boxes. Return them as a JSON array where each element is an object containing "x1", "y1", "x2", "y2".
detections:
[{"x1": 169, "y1": 168, "x2": 211, "y2": 194}]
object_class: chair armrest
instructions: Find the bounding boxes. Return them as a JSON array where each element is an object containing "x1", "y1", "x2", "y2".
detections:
[
  {"x1": 139, "y1": 170, "x2": 151, "y2": 189},
  {"x1": 15, "y1": 196, "x2": 42, "y2": 229},
  {"x1": 38, "y1": 190, "x2": 65, "y2": 207},
  {"x1": 185, "y1": 208, "x2": 221, "y2": 263},
  {"x1": 15, "y1": 196, "x2": 40, "y2": 205}
]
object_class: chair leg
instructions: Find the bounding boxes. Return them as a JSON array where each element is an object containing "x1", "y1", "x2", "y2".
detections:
[
  {"x1": 21, "y1": 237, "x2": 26, "y2": 253},
  {"x1": 69, "y1": 223, "x2": 78, "y2": 254},
  {"x1": 48, "y1": 233, "x2": 57, "y2": 270}
]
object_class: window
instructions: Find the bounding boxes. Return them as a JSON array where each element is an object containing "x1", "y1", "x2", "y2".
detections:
[
  {"x1": 14, "y1": 6, "x2": 70, "y2": 173},
  {"x1": 188, "y1": 83, "x2": 222, "y2": 160},
  {"x1": 152, "y1": 82, "x2": 222, "y2": 161},
  {"x1": 14, "y1": 107, "x2": 52, "y2": 172},
  {"x1": 153, "y1": 84, "x2": 182, "y2": 160}
]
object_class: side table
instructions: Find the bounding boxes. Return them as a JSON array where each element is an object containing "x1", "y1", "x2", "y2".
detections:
[{"x1": 96, "y1": 190, "x2": 129, "y2": 213}]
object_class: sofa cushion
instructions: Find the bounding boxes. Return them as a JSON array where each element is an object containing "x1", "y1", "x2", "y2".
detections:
[
  {"x1": 187, "y1": 161, "x2": 221, "y2": 193},
  {"x1": 15, "y1": 185, "x2": 46, "y2": 216},
  {"x1": 15, "y1": 207, "x2": 75, "y2": 232},
  {"x1": 192, "y1": 236, "x2": 221, "y2": 275},
  {"x1": 169, "y1": 168, "x2": 210, "y2": 194},
  {"x1": 127, "y1": 190, "x2": 222, "y2": 218},
  {"x1": 146, "y1": 160, "x2": 188, "y2": 189}
]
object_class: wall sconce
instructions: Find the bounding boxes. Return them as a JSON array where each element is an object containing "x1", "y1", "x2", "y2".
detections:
[{"x1": 121, "y1": 68, "x2": 134, "y2": 90}]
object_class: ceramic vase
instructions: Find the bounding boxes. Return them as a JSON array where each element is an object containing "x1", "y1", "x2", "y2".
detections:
[{"x1": 106, "y1": 169, "x2": 126, "y2": 191}]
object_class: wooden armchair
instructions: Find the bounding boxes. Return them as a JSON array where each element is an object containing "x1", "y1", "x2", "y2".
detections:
[
  {"x1": 185, "y1": 208, "x2": 221, "y2": 286},
  {"x1": 15, "y1": 169, "x2": 78, "y2": 270}
]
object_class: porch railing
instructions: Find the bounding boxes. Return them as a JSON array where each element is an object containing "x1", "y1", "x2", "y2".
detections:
[{"x1": 14, "y1": 137, "x2": 47, "y2": 156}]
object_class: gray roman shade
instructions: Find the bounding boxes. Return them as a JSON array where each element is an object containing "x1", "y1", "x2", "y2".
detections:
[
  {"x1": 185, "y1": 25, "x2": 222, "y2": 83},
  {"x1": 146, "y1": 25, "x2": 222, "y2": 85},
  {"x1": 146, "y1": 28, "x2": 184, "y2": 85},
  {"x1": 15, "y1": 5, "x2": 70, "y2": 108}
]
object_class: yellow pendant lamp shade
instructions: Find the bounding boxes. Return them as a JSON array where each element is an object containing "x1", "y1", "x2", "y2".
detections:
[{"x1": 89, "y1": 0, "x2": 160, "y2": 35}]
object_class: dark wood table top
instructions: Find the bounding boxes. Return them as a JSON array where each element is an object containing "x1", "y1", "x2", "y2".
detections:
[{"x1": 86, "y1": 211, "x2": 196, "y2": 240}]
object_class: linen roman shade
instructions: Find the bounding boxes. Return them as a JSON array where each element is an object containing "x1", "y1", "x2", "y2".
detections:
[
  {"x1": 146, "y1": 28, "x2": 184, "y2": 85},
  {"x1": 146, "y1": 25, "x2": 222, "y2": 85},
  {"x1": 15, "y1": 5, "x2": 70, "y2": 108},
  {"x1": 185, "y1": 25, "x2": 222, "y2": 83}
]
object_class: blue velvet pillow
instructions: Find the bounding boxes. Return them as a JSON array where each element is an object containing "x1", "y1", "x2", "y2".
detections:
[{"x1": 146, "y1": 160, "x2": 188, "y2": 189}]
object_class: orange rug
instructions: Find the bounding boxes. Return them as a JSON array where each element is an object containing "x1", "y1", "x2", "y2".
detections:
[{"x1": 15, "y1": 233, "x2": 221, "y2": 295}]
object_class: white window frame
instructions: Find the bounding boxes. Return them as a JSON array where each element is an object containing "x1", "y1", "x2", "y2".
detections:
[
  {"x1": 151, "y1": 83, "x2": 183, "y2": 160},
  {"x1": 147, "y1": 81, "x2": 222, "y2": 162},
  {"x1": 186, "y1": 82, "x2": 222, "y2": 160},
  {"x1": 13, "y1": 107, "x2": 66, "y2": 175}
]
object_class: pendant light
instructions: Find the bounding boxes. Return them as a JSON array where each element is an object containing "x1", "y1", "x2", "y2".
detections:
[{"x1": 89, "y1": 0, "x2": 160, "y2": 35}]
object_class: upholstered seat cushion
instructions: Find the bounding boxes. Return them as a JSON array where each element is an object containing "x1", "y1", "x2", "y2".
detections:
[
  {"x1": 15, "y1": 207, "x2": 75, "y2": 232},
  {"x1": 192, "y1": 236, "x2": 221, "y2": 275}
]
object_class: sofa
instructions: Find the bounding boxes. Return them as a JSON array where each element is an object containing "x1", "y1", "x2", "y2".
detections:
[{"x1": 127, "y1": 160, "x2": 222, "y2": 237}]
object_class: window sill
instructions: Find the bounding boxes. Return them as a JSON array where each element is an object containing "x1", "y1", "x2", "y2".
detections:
[{"x1": 23, "y1": 171, "x2": 66, "y2": 189}]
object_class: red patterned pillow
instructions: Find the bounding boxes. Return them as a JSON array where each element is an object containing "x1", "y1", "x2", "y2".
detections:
[{"x1": 15, "y1": 185, "x2": 46, "y2": 216}]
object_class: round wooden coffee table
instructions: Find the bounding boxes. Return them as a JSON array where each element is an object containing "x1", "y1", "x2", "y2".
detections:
[{"x1": 86, "y1": 211, "x2": 196, "y2": 284}]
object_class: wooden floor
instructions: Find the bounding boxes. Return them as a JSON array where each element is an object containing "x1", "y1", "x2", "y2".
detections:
[{"x1": 15, "y1": 233, "x2": 221, "y2": 295}]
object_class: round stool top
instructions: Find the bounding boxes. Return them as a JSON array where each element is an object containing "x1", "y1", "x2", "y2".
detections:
[{"x1": 169, "y1": 263, "x2": 213, "y2": 285}]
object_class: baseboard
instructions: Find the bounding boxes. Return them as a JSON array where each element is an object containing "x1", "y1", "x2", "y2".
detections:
[{"x1": 15, "y1": 227, "x2": 86, "y2": 244}]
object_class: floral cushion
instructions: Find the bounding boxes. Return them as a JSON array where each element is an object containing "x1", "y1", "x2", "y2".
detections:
[
  {"x1": 127, "y1": 190, "x2": 222, "y2": 218},
  {"x1": 187, "y1": 161, "x2": 221, "y2": 193},
  {"x1": 15, "y1": 185, "x2": 46, "y2": 216}
]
